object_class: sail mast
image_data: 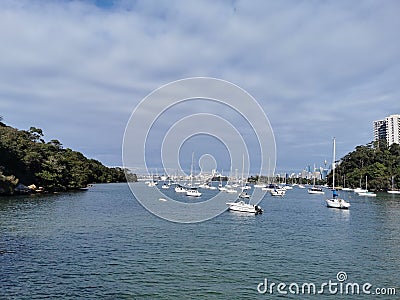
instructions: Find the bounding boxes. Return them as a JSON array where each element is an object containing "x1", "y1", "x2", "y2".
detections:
[{"x1": 332, "y1": 137, "x2": 336, "y2": 190}]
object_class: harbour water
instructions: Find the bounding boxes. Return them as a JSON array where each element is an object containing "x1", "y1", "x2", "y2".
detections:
[{"x1": 1, "y1": 183, "x2": 399, "y2": 299}]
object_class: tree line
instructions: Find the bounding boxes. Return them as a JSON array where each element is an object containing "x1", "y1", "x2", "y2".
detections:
[
  {"x1": 327, "y1": 140, "x2": 400, "y2": 191},
  {"x1": 0, "y1": 120, "x2": 136, "y2": 195}
]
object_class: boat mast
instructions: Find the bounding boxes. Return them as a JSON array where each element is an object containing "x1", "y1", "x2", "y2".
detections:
[
  {"x1": 190, "y1": 152, "x2": 194, "y2": 186},
  {"x1": 332, "y1": 137, "x2": 336, "y2": 190}
]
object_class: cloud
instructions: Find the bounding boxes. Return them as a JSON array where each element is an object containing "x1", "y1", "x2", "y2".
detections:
[{"x1": 0, "y1": 0, "x2": 399, "y2": 172}]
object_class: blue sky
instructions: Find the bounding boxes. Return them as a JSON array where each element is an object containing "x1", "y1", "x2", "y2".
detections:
[{"x1": 1, "y1": 0, "x2": 399, "y2": 174}]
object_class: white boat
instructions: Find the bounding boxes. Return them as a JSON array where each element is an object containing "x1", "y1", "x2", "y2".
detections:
[
  {"x1": 388, "y1": 176, "x2": 400, "y2": 194},
  {"x1": 254, "y1": 183, "x2": 266, "y2": 188},
  {"x1": 387, "y1": 190, "x2": 400, "y2": 194},
  {"x1": 225, "y1": 188, "x2": 237, "y2": 194},
  {"x1": 326, "y1": 137, "x2": 350, "y2": 209},
  {"x1": 239, "y1": 191, "x2": 250, "y2": 199},
  {"x1": 270, "y1": 189, "x2": 285, "y2": 196},
  {"x1": 342, "y1": 175, "x2": 353, "y2": 191},
  {"x1": 218, "y1": 185, "x2": 227, "y2": 192},
  {"x1": 148, "y1": 181, "x2": 157, "y2": 187},
  {"x1": 161, "y1": 183, "x2": 169, "y2": 189},
  {"x1": 186, "y1": 153, "x2": 201, "y2": 197},
  {"x1": 242, "y1": 184, "x2": 251, "y2": 190},
  {"x1": 354, "y1": 187, "x2": 367, "y2": 193},
  {"x1": 308, "y1": 164, "x2": 324, "y2": 194},
  {"x1": 186, "y1": 187, "x2": 202, "y2": 197},
  {"x1": 356, "y1": 176, "x2": 376, "y2": 197},
  {"x1": 358, "y1": 191, "x2": 377, "y2": 197},
  {"x1": 174, "y1": 185, "x2": 187, "y2": 193},
  {"x1": 226, "y1": 200, "x2": 263, "y2": 214},
  {"x1": 326, "y1": 195, "x2": 351, "y2": 209},
  {"x1": 308, "y1": 187, "x2": 325, "y2": 194},
  {"x1": 298, "y1": 184, "x2": 306, "y2": 189}
]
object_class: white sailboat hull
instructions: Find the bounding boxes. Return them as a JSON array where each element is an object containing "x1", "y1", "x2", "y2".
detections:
[
  {"x1": 326, "y1": 198, "x2": 350, "y2": 209},
  {"x1": 357, "y1": 191, "x2": 377, "y2": 197},
  {"x1": 308, "y1": 189, "x2": 325, "y2": 195},
  {"x1": 388, "y1": 190, "x2": 400, "y2": 194}
]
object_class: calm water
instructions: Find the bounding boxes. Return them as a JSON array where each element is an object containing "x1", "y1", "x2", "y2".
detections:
[{"x1": 1, "y1": 183, "x2": 399, "y2": 299}]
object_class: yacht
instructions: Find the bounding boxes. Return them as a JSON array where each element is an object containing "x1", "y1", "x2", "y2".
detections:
[
  {"x1": 186, "y1": 187, "x2": 202, "y2": 197},
  {"x1": 356, "y1": 176, "x2": 376, "y2": 197},
  {"x1": 270, "y1": 188, "x2": 285, "y2": 196},
  {"x1": 388, "y1": 176, "x2": 400, "y2": 194},
  {"x1": 308, "y1": 187, "x2": 325, "y2": 195},
  {"x1": 174, "y1": 184, "x2": 187, "y2": 193},
  {"x1": 326, "y1": 190, "x2": 351, "y2": 209},
  {"x1": 226, "y1": 200, "x2": 263, "y2": 214},
  {"x1": 326, "y1": 138, "x2": 350, "y2": 209}
]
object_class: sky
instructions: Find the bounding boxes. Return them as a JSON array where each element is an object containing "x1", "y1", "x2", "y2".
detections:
[{"x1": 1, "y1": 0, "x2": 400, "y2": 174}]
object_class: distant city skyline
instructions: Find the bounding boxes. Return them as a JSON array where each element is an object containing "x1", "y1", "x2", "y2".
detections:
[{"x1": 1, "y1": 0, "x2": 400, "y2": 173}]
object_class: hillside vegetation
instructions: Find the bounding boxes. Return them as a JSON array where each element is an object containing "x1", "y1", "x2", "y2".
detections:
[
  {"x1": 0, "y1": 120, "x2": 133, "y2": 195},
  {"x1": 327, "y1": 140, "x2": 400, "y2": 191}
]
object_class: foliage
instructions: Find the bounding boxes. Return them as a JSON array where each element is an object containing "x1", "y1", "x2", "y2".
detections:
[
  {"x1": 327, "y1": 140, "x2": 400, "y2": 191},
  {"x1": 0, "y1": 122, "x2": 135, "y2": 194}
]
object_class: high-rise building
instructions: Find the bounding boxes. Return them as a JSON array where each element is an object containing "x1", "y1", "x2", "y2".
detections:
[
  {"x1": 373, "y1": 119, "x2": 386, "y2": 141},
  {"x1": 373, "y1": 114, "x2": 400, "y2": 146}
]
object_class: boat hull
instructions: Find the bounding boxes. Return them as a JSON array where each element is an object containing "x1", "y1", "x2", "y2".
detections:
[
  {"x1": 326, "y1": 198, "x2": 350, "y2": 209},
  {"x1": 388, "y1": 190, "x2": 400, "y2": 194},
  {"x1": 226, "y1": 201, "x2": 263, "y2": 214}
]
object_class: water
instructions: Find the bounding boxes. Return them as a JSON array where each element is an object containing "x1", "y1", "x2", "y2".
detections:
[{"x1": 1, "y1": 183, "x2": 399, "y2": 299}]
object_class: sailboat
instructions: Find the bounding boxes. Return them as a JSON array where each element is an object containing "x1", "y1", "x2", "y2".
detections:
[
  {"x1": 356, "y1": 176, "x2": 376, "y2": 197},
  {"x1": 186, "y1": 153, "x2": 202, "y2": 197},
  {"x1": 326, "y1": 138, "x2": 350, "y2": 209},
  {"x1": 308, "y1": 164, "x2": 325, "y2": 194},
  {"x1": 388, "y1": 176, "x2": 400, "y2": 194},
  {"x1": 341, "y1": 174, "x2": 353, "y2": 191},
  {"x1": 226, "y1": 155, "x2": 263, "y2": 214}
]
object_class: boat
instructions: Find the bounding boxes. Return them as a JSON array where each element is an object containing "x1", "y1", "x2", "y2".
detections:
[
  {"x1": 226, "y1": 200, "x2": 263, "y2": 214},
  {"x1": 298, "y1": 184, "x2": 306, "y2": 189},
  {"x1": 148, "y1": 181, "x2": 157, "y2": 187},
  {"x1": 186, "y1": 153, "x2": 202, "y2": 197},
  {"x1": 174, "y1": 184, "x2": 187, "y2": 193},
  {"x1": 270, "y1": 188, "x2": 285, "y2": 196},
  {"x1": 388, "y1": 176, "x2": 400, "y2": 194},
  {"x1": 308, "y1": 187, "x2": 325, "y2": 194},
  {"x1": 356, "y1": 176, "x2": 376, "y2": 197},
  {"x1": 254, "y1": 183, "x2": 266, "y2": 188},
  {"x1": 161, "y1": 182, "x2": 170, "y2": 189},
  {"x1": 354, "y1": 187, "x2": 367, "y2": 193},
  {"x1": 186, "y1": 187, "x2": 202, "y2": 197},
  {"x1": 326, "y1": 137, "x2": 350, "y2": 209},
  {"x1": 308, "y1": 164, "x2": 325, "y2": 194},
  {"x1": 239, "y1": 191, "x2": 250, "y2": 199},
  {"x1": 226, "y1": 156, "x2": 263, "y2": 214},
  {"x1": 358, "y1": 191, "x2": 377, "y2": 197},
  {"x1": 342, "y1": 175, "x2": 353, "y2": 191}
]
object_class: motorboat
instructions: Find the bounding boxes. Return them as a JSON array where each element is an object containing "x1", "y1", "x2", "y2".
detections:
[
  {"x1": 186, "y1": 187, "x2": 202, "y2": 197},
  {"x1": 226, "y1": 200, "x2": 263, "y2": 214},
  {"x1": 174, "y1": 184, "x2": 187, "y2": 193}
]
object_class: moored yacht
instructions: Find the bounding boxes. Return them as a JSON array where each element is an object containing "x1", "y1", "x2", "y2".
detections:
[
  {"x1": 308, "y1": 187, "x2": 325, "y2": 195},
  {"x1": 226, "y1": 200, "x2": 263, "y2": 214},
  {"x1": 186, "y1": 187, "x2": 202, "y2": 197},
  {"x1": 326, "y1": 138, "x2": 350, "y2": 210}
]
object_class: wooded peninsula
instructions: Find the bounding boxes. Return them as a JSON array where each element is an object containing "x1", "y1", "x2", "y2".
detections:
[
  {"x1": 327, "y1": 140, "x2": 400, "y2": 191},
  {"x1": 0, "y1": 119, "x2": 135, "y2": 195}
]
